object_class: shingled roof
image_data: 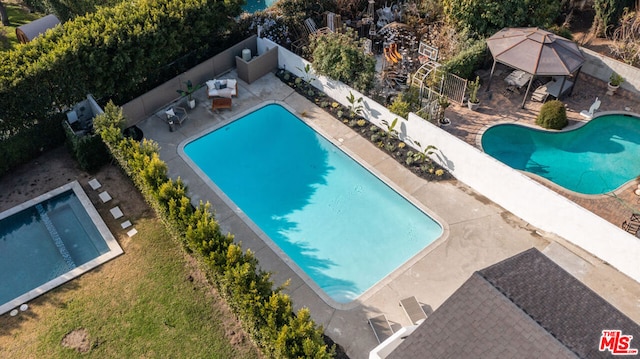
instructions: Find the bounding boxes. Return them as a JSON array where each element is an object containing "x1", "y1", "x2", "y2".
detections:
[{"x1": 388, "y1": 248, "x2": 640, "y2": 359}]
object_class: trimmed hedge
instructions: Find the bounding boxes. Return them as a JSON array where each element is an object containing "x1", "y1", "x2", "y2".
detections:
[
  {"x1": 94, "y1": 103, "x2": 333, "y2": 359},
  {"x1": 0, "y1": 0, "x2": 243, "y2": 178},
  {"x1": 536, "y1": 100, "x2": 567, "y2": 130}
]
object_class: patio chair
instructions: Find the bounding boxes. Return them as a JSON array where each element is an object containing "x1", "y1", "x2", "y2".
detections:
[
  {"x1": 531, "y1": 83, "x2": 550, "y2": 102},
  {"x1": 291, "y1": 37, "x2": 308, "y2": 55},
  {"x1": 622, "y1": 220, "x2": 640, "y2": 235},
  {"x1": 390, "y1": 42, "x2": 403, "y2": 61},
  {"x1": 580, "y1": 97, "x2": 601, "y2": 119},
  {"x1": 368, "y1": 314, "x2": 394, "y2": 343},
  {"x1": 384, "y1": 47, "x2": 399, "y2": 65},
  {"x1": 399, "y1": 296, "x2": 427, "y2": 325},
  {"x1": 165, "y1": 106, "x2": 188, "y2": 131},
  {"x1": 304, "y1": 17, "x2": 331, "y2": 37}
]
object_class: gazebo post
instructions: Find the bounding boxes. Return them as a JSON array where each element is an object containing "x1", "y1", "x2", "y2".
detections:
[
  {"x1": 521, "y1": 75, "x2": 535, "y2": 109},
  {"x1": 568, "y1": 68, "x2": 582, "y2": 97},
  {"x1": 557, "y1": 77, "x2": 567, "y2": 100},
  {"x1": 486, "y1": 59, "x2": 497, "y2": 92}
]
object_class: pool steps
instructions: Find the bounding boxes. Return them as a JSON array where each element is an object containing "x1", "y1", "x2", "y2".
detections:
[{"x1": 35, "y1": 203, "x2": 76, "y2": 269}]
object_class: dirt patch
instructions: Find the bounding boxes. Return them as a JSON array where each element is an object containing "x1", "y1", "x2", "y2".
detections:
[
  {"x1": 569, "y1": 8, "x2": 618, "y2": 58},
  {"x1": 61, "y1": 328, "x2": 91, "y2": 353}
]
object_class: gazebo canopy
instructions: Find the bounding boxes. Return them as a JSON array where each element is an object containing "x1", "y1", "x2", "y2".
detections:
[
  {"x1": 486, "y1": 27, "x2": 585, "y2": 108},
  {"x1": 487, "y1": 27, "x2": 585, "y2": 76}
]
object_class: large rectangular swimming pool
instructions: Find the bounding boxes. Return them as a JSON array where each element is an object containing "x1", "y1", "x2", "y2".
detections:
[
  {"x1": 0, "y1": 181, "x2": 122, "y2": 315},
  {"x1": 182, "y1": 104, "x2": 443, "y2": 304}
]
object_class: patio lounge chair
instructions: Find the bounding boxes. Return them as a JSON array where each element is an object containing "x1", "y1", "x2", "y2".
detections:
[
  {"x1": 165, "y1": 106, "x2": 188, "y2": 131},
  {"x1": 399, "y1": 296, "x2": 427, "y2": 325},
  {"x1": 368, "y1": 314, "x2": 394, "y2": 343},
  {"x1": 580, "y1": 97, "x2": 601, "y2": 119},
  {"x1": 531, "y1": 82, "x2": 551, "y2": 102}
]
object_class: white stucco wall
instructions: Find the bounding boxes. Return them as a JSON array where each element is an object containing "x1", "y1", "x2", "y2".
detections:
[{"x1": 580, "y1": 47, "x2": 640, "y2": 94}]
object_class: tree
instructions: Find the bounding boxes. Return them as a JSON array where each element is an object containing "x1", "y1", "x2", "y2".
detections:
[
  {"x1": 0, "y1": 1, "x2": 9, "y2": 26},
  {"x1": 442, "y1": 0, "x2": 560, "y2": 37},
  {"x1": 310, "y1": 28, "x2": 376, "y2": 92},
  {"x1": 592, "y1": 0, "x2": 636, "y2": 37}
]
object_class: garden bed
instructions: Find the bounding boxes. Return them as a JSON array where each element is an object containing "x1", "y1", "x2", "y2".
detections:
[{"x1": 276, "y1": 69, "x2": 452, "y2": 183}]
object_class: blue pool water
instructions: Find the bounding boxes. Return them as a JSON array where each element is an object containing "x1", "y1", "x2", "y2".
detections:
[
  {"x1": 481, "y1": 114, "x2": 640, "y2": 195},
  {"x1": 243, "y1": 0, "x2": 276, "y2": 13},
  {"x1": 0, "y1": 187, "x2": 114, "y2": 309},
  {"x1": 184, "y1": 104, "x2": 442, "y2": 303}
]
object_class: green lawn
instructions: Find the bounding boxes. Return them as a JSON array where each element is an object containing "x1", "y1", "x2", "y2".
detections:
[
  {"x1": 1, "y1": 4, "x2": 45, "y2": 51},
  {"x1": 0, "y1": 218, "x2": 260, "y2": 358}
]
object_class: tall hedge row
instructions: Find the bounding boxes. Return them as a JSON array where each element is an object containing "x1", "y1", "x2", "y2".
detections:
[
  {"x1": 94, "y1": 103, "x2": 333, "y2": 359},
  {"x1": 0, "y1": 0, "x2": 242, "y2": 177}
]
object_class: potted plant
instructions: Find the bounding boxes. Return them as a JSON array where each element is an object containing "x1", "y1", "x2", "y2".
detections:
[
  {"x1": 437, "y1": 95, "x2": 451, "y2": 125},
  {"x1": 607, "y1": 72, "x2": 624, "y2": 96},
  {"x1": 177, "y1": 80, "x2": 202, "y2": 109},
  {"x1": 467, "y1": 76, "x2": 481, "y2": 111}
]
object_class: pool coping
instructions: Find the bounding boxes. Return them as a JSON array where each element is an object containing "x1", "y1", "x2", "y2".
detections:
[
  {"x1": 0, "y1": 180, "x2": 123, "y2": 316},
  {"x1": 177, "y1": 100, "x2": 450, "y2": 310}
]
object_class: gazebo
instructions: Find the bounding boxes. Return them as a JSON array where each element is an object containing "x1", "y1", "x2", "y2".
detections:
[
  {"x1": 486, "y1": 27, "x2": 585, "y2": 108},
  {"x1": 16, "y1": 14, "x2": 60, "y2": 44}
]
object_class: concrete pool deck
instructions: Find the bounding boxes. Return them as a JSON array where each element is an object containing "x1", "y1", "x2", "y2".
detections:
[{"x1": 137, "y1": 71, "x2": 640, "y2": 359}]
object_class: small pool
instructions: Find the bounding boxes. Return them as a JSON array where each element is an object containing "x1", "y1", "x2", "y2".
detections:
[
  {"x1": 243, "y1": 0, "x2": 276, "y2": 13},
  {"x1": 0, "y1": 181, "x2": 122, "y2": 315},
  {"x1": 183, "y1": 104, "x2": 443, "y2": 304},
  {"x1": 481, "y1": 114, "x2": 640, "y2": 195}
]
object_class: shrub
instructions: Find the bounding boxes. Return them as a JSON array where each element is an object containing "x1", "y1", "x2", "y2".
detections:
[
  {"x1": 440, "y1": 39, "x2": 487, "y2": 79},
  {"x1": 388, "y1": 93, "x2": 410, "y2": 119},
  {"x1": 536, "y1": 100, "x2": 567, "y2": 130},
  {"x1": 467, "y1": 76, "x2": 480, "y2": 103},
  {"x1": 63, "y1": 122, "x2": 109, "y2": 173},
  {"x1": 310, "y1": 28, "x2": 377, "y2": 92}
]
